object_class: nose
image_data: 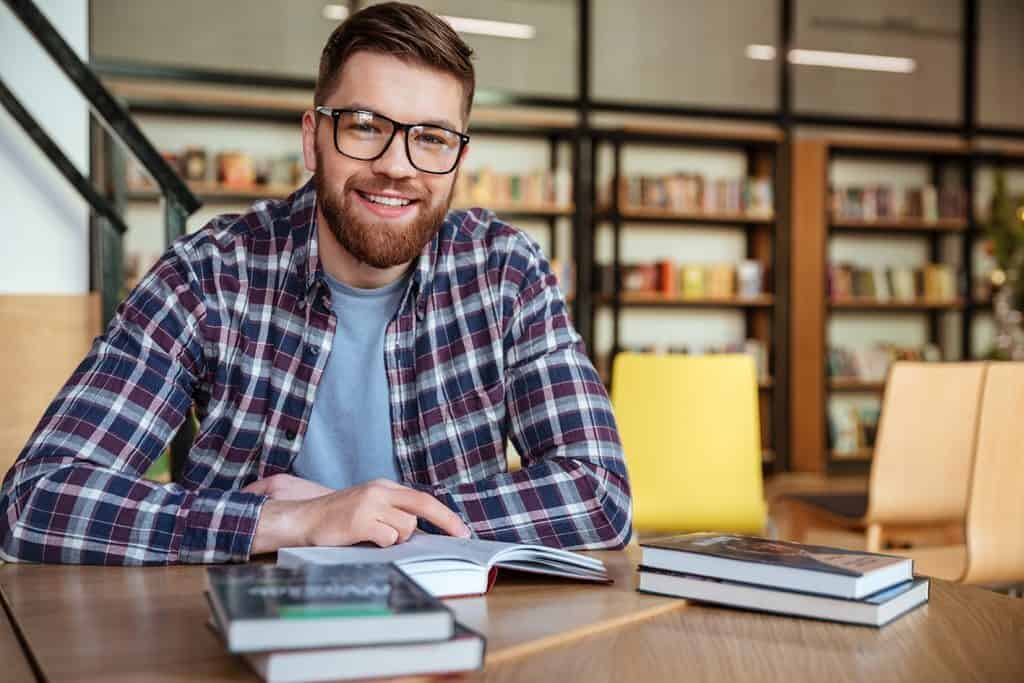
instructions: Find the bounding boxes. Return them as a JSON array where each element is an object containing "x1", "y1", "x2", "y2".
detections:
[{"x1": 370, "y1": 128, "x2": 416, "y2": 180}]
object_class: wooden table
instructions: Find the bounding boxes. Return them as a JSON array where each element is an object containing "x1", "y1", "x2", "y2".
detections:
[{"x1": 2, "y1": 549, "x2": 1022, "y2": 682}]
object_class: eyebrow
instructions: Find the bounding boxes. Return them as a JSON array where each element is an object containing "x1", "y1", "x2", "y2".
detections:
[{"x1": 340, "y1": 102, "x2": 461, "y2": 132}]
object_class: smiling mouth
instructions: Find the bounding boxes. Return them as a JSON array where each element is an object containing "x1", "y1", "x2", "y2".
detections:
[{"x1": 356, "y1": 190, "x2": 417, "y2": 207}]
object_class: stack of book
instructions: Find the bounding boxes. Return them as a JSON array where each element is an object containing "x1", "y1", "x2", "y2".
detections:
[
  {"x1": 829, "y1": 400, "x2": 881, "y2": 456},
  {"x1": 637, "y1": 534, "x2": 929, "y2": 627},
  {"x1": 205, "y1": 563, "x2": 485, "y2": 682}
]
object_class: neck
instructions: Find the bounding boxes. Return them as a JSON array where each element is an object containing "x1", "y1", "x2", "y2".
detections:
[{"x1": 315, "y1": 207, "x2": 413, "y2": 289}]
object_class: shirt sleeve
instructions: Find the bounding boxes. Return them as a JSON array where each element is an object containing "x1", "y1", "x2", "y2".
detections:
[
  {"x1": 0, "y1": 242, "x2": 266, "y2": 565},
  {"x1": 418, "y1": 236, "x2": 633, "y2": 550}
]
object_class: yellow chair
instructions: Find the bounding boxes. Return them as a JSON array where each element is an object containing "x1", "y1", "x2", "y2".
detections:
[
  {"x1": 612, "y1": 352, "x2": 766, "y2": 535},
  {"x1": 903, "y1": 362, "x2": 1024, "y2": 585}
]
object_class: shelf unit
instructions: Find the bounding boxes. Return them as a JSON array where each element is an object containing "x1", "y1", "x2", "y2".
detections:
[
  {"x1": 791, "y1": 137, "x2": 973, "y2": 474},
  {"x1": 592, "y1": 124, "x2": 789, "y2": 474}
]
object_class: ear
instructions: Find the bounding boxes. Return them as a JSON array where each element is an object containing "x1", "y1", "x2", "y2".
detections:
[{"x1": 301, "y1": 109, "x2": 319, "y2": 173}]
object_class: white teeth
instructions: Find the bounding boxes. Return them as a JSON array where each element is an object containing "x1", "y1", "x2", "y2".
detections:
[{"x1": 364, "y1": 193, "x2": 411, "y2": 207}]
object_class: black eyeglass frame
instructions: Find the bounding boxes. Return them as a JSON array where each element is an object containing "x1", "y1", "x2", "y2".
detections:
[{"x1": 315, "y1": 106, "x2": 470, "y2": 175}]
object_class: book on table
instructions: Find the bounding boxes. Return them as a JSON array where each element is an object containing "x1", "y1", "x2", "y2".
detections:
[
  {"x1": 205, "y1": 562, "x2": 453, "y2": 653},
  {"x1": 277, "y1": 532, "x2": 611, "y2": 598},
  {"x1": 206, "y1": 593, "x2": 485, "y2": 683},
  {"x1": 637, "y1": 568, "x2": 930, "y2": 627},
  {"x1": 640, "y1": 533, "x2": 913, "y2": 599}
]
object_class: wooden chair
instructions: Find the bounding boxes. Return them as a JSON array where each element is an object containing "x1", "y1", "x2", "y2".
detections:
[
  {"x1": 612, "y1": 352, "x2": 767, "y2": 536},
  {"x1": 902, "y1": 362, "x2": 1024, "y2": 584},
  {"x1": 781, "y1": 362, "x2": 987, "y2": 554}
]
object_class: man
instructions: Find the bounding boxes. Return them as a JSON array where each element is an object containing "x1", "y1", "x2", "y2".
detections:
[{"x1": 0, "y1": 2, "x2": 631, "y2": 565}]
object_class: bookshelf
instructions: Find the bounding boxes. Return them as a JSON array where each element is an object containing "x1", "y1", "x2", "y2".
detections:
[
  {"x1": 791, "y1": 137, "x2": 972, "y2": 474},
  {"x1": 592, "y1": 125, "x2": 788, "y2": 474}
]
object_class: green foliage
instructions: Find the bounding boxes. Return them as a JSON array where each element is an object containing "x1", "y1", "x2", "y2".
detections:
[{"x1": 985, "y1": 170, "x2": 1024, "y2": 308}]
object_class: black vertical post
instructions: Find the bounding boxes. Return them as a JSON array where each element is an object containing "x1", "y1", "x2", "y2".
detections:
[
  {"x1": 773, "y1": 139, "x2": 792, "y2": 474},
  {"x1": 572, "y1": 0, "x2": 595, "y2": 356},
  {"x1": 611, "y1": 137, "x2": 623, "y2": 367},
  {"x1": 779, "y1": 0, "x2": 793, "y2": 126},
  {"x1": 962, "y1": 0, "x2": 979, "y2": 360},
  {"x1": 548, "y1": 134, "x2": 559, "y2": 260},
  {"x1": 777, "y1": 0, "x2": 794, "y2": 472}
]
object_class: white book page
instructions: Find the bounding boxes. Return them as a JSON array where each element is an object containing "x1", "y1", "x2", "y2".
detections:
[{"x1": 279, "y1": 533, "x2": 606, "y2": 576}]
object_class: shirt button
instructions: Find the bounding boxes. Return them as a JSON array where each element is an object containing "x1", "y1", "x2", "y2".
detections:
[
  {"x1": 306, "y1": 344, "x2": 320, "y2": 356},
  {"x1": 297, "y1": 299, "x2": 306, "y2": 311},
  {"x1": 285, "y1": 429, "x2": 297, "y2": 441}
]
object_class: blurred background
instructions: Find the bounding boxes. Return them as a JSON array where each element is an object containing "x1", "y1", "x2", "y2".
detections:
[{"x1": 2, "y1": 1, "x2": 1023, "y2": 582}]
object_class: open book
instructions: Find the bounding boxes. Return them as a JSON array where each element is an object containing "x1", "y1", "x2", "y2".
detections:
[{"x1": 277, "y1": 533, "x2": 611, "y2": 598}]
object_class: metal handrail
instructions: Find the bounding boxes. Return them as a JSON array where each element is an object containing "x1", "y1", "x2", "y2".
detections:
[{"x1": 4, "y1": 0, "x2": 200, "y2": 215}]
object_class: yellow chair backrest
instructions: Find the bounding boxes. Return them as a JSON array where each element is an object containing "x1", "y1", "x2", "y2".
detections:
[
  {"x1": 611, "y1": 352, "x2": 766, "y2": 534},
  {"x1": 962, "y1": 362, "x2": 1024, "y2": 585}
]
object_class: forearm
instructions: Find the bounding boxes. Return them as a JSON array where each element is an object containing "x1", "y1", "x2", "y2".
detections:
[
  {"x1": 420, "y1": 447, "x2": 632, "y2": 549},
  {"x1": 0, "y1": 459, "x2": 265, "y2": 565}
]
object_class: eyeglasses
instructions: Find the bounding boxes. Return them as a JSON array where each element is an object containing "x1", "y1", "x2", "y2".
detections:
[{"x1": 315, "y1": 107, "x2": 470, "y2": 175}]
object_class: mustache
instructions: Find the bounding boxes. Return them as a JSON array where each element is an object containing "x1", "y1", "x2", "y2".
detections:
[{"x1": 344, "y1": 176, "x2": 425, "y2": 200}]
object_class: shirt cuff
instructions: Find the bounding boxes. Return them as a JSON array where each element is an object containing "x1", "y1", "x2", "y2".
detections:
[{"x1": 175, "y1": 488, "x2": 267, "y2": 564}]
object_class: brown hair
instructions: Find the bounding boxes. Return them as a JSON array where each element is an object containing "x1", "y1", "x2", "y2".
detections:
[{"x1": 315, "y1": 2, "x2": 476, "y2": 122}]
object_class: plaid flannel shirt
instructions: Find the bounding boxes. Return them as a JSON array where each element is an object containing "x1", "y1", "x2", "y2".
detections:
[{"x1": 0, "y1": 180, "x2": 631, "y2": 564}]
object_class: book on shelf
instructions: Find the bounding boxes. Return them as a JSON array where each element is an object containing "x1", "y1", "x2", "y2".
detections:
[
  {"x1": 637, "y1": 568, "x2": 929, "y2": 628},
  {"x1": 599, "y1": 260, "x2": 766, "y2": 300},
  {"x1": 639, "y1": 533, "x2": 913, "y2": 600},
  {"x1": 827, "y1": 343, "x2": 942, "y2": 386},
  {"x1": 612, "y1": 173, "x2": 773, "y2": 216},
  {"x1": 277, "y1": 532, "x2": 610, "y2": 598},
  {"x1": 204, "y1": 563, "x2": 454, "y2": 653},
  {"x1": 828, "y1": 401, "x2": 879, "y2": 454},
  {"x1": 205, "y1": 594, "x2": 485, "y2": 683},
  {"x1": 453, "y1": 167, "x2": 571, "y2": 208},
  {"x1": 829, "y1": 263, "x2": 958, "y2": 303},
  {"x1": 829, "y1": 183, "x2": 966, "y2": 223}
]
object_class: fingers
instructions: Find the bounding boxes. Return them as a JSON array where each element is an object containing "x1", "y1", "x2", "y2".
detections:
[
  {"x1": 376, "y1": 507, "x2": 418, "y2": 544},
  {"x1": 388, "y1": 488, "x2": 471, "y2": 539},
  {"x1": 367, "y1": 522, "x2": 400, "y2": 548}
]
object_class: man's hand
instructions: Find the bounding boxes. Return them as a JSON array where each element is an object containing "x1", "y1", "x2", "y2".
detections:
[
  {"x1": 242, "y1": 474, "x2": 333, "y2": 501},
  {"x1": 250, "y1": 478, "x2": 471, "y2": 555}
]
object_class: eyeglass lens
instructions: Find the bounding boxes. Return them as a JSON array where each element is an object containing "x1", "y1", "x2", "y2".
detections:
[{"x1": 334, "y1": 110, "x2": 462, "y2": 173}]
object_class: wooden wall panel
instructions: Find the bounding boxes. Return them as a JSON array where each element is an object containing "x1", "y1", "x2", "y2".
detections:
[
  {"x1": 789, "y1": 140, "x2": 828, "y2": 472},
  {"x1": 0, "y1": 294, "x2": 101, "y2": 476}
]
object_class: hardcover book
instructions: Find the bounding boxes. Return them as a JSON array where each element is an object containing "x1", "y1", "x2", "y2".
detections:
[
  {"x1": 640, "y1": 533, "x2": 913, "y2": 599},
  {"x1": 637, "y1": 569, "x2": 929, "y2": 627},
  {"x1": 205, "y1": 562, "x2": 453, "y2": 653}
]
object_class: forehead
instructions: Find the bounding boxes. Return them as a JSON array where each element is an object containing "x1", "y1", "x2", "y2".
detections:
[{"x1": 328, "y1": 51, "x2": 465, "y2": 129}]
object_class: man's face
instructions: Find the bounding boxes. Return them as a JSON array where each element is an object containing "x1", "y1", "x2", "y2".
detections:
[{"x1": 302, "y1": 51, "x2": 469, "y2": 270}]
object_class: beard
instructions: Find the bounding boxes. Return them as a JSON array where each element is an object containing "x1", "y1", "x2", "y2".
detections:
[{"x1": 314, "y1": 149, "x2": 455, "y2": 270}]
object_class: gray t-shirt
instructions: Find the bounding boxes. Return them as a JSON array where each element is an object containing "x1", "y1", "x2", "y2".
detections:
[{"x1": 291, "y1": 271, "x2": 410, "y2": 489}]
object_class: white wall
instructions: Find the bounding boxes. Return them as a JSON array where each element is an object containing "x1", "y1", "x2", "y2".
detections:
[{"x1": 0, "y1": 0, "x2": 90, "y2": 294}]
